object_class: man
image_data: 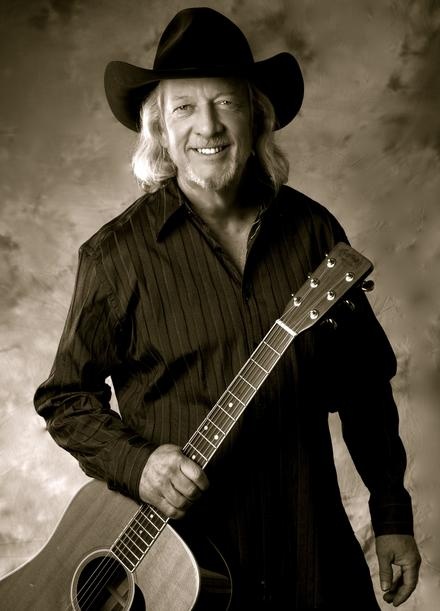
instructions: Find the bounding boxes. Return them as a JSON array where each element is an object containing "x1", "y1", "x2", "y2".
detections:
[{"x1": 34, "y1": 7, "x2": 420, "y2": 609}]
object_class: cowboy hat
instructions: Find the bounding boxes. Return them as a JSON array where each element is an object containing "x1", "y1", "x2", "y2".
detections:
[{"x1": 104, "y1": 7, "x2": 304, "y2": 131}]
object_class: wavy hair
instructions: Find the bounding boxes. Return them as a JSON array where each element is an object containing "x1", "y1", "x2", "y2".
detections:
[{"x1": 131, "y1": 81, "x2": 289, "y2": 193}]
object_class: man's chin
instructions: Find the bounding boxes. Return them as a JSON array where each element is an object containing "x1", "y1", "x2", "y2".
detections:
[{"x1": 184, "y1": 167, "x2": 239, "y2": 192}]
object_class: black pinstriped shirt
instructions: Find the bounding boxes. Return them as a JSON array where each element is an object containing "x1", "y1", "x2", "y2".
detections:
[{"x1": 34, "y1": 178, "x2": 413, "y2": 608}]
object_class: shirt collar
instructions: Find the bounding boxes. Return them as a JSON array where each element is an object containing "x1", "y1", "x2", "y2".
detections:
[
  {"x1": 154, "y1": 179, "x2": 189, "y2": 241},
  {"x1": 153, "y1": 172, "x2": 278, "y2": 242}
]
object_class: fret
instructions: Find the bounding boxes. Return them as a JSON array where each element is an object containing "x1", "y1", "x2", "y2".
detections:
[
  {"x1": 204, "y1": 417, "x2": 226, "y2": 441},
  {"x1": 184, "y1": 442, "x2": 208, "y2": 467},
  {"x1": 197, "y1": 429, "x2": 217, "y2": 448},
  {"x1": 216, "y1": 391, "x2": 246, "y2": 421},
  {"x1": 263, "y1": 339, "x2": 281, "y2": 356},
  {"x1": 238, "y1": 374, "x2": 257, "y2": 391},
  {"x1": 239, "y1": 360, "x2": 266, "y2": 389},
  {"x1": 185, "y1": 430, "x2": 217, "y2": 461},
  {"x1": 228, "y1": 378, "x2": 254, "y2": 404},
  {"x1": 205, "y1": 410, "x2": 233, "y2": 438},
  {"x1": 252, "y1": 342, "x2": 279, "y2": 372},
  {"x1": 265, "y1": 327, "x2": 292, "y2": 353},
  {"x1": 126, "y1": 526, "x2": 154, "y2": 552},
  {"x1": 225, "y1": 390, "x2": 244, "y2": 407},
  {"x1": 123, "y1": 529, "x2": 148, "y2": 555},
  {"x1": 112, "y1": 539, "x2": 138, "y2": 570},
  {"x1": 217, "y1": 404, "x2": 236, "y2": 421},
  {"x1": 250, "y1": 357, "x2": 269, "y2": 374},
  {"x1": 139, "y1": 506, "x2": 166, "y2": 531},
  {"x1": 131, "y1": 516, "x2": 156, "y2": 545}
]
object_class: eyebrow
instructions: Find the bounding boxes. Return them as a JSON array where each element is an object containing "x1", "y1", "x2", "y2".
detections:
[{"x1": 168, "y1": 90, "x2": 241, "y2": 101}]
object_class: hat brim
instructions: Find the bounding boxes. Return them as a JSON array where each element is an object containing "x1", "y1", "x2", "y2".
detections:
[{"x1": 104, "y1": 52, "x2": 303, "y2": 132}]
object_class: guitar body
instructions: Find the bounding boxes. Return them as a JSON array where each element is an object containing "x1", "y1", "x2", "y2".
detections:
[{"x1": 0, "y1": 480, "x2": 232, "y2": 611}]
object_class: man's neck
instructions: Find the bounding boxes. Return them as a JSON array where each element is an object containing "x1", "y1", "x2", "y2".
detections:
[
  {"x1": 176, "y1": 175, "x2": 256, "y2": 224},
  {"x1": 175, "y1": 167, "x2": 268, "y2": 273}
]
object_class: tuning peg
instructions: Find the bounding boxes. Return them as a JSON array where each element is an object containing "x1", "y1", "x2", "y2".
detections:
[
  {"x1": 362, "y1": 279, "x2": 375, "y2": 292},
  {"x1": 343, "y1": 299, "x2": 356, "y2": 312},
  {"x1": 321, "y1": 317, "x2": 338, "y2": 331}
]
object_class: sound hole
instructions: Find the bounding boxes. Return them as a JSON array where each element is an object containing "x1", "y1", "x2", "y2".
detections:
[{"x1": 73, "y1": 553, "x2": 133, "y2": 611}]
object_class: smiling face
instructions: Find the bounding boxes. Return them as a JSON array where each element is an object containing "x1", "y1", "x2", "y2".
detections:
[{"x1": 159, "y1": 77, "x2": 253, "y2": 193}]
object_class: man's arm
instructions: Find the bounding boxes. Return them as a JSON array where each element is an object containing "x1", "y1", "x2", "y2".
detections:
[
  {"x1": 34, "y1": 246, "x2": 156, "y2": 499},
  {"x1": 330, "y1": 292, "x2": 420, "y2": 605}
]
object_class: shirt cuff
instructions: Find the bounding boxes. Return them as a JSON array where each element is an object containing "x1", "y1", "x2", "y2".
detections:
[
  {"x1": 369, "y1": 497, "x2": 414, "y2": 536},
  {"x1": 107, "y1": 437, "x2": 158, "y2": 502}
]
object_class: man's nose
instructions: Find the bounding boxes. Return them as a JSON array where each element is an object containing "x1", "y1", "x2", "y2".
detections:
[{"x1": 195, "y1": 104, "x2": 223, "y2": 138}]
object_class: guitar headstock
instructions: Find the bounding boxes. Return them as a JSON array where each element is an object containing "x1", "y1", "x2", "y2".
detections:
[{"x1": 280, "y1": 242, "x2": 373, "y2": 335}]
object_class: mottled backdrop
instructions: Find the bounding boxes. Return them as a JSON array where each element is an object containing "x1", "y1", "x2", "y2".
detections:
[{"x1": 0, "y1": 0, "x2": 439, "y2": 609}]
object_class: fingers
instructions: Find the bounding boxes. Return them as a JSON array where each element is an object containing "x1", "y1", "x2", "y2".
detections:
[
  {"x1": 179, "y1": 455, "x2": 210, "y2": 492},
  {"x1": 382, "y1": 571, "x2": 417, "y2": 607},
  {"x1": 379, "y1": 566, "x2": 393, "y2": 594},
  {"x1": 386, "y1": 559, "x2": 420, "y2": 607},
  {"x1": 138, "y1": 444, "x2": 209, "y2": 519},
  {"x1": 377, "y1": 548, "x2": 393, "y2": 593},
  {"x1": 157, "y1": 484, "x2": 194, "y2": 520},
  {"x1": 376, "y1": 534, "x2": 421, "y2": 607}
]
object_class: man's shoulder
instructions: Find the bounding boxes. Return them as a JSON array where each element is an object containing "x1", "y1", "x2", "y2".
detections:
[
  {"x1": 80, "y1": 189, "x2": 161, "y2": 256},
  {"x1": 274, "y1": 184, "x2": 347, "y2": 244}
]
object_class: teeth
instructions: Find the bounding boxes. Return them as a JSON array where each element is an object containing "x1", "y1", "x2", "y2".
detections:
[{"x1": 196, "y1": 147, "x2": 225, "y2": 155}]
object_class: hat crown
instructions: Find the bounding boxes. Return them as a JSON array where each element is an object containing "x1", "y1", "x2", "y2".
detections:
[{"x1": 154, "y1": 7, "x2": 254, "y2": 71}]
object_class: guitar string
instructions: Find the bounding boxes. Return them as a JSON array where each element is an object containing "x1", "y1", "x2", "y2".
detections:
[
  {"x1": 69, "y1": 506, "x2": 168, "y2": 610},
  {"x1": 69, "y1": 266, "x2": 362, "y2": 609}
]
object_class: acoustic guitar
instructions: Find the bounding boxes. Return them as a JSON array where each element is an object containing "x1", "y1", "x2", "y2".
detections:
[{"x1": 0, "y1": 242, "x2": 373, "y2": 610}]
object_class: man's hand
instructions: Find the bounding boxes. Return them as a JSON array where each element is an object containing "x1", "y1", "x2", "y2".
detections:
[
  {"x1": 375, "y1": 534, "x2": 421, "y2": 606},
  {"x1": 139, "y1": 444, "x2": 209, "y2": 519}
]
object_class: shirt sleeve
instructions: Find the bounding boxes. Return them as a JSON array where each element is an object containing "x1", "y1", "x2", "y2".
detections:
[
  {"x1": 317, "y1": 288, "x2": 414, "y2": 536},
  {"x1": 34, "y1": 246, "x2": 157, "y2": 501}
]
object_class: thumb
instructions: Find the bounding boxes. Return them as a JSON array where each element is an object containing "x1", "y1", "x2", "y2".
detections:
[{"x1": 377, "y1": 553, "x2": 393, "y2": 592}]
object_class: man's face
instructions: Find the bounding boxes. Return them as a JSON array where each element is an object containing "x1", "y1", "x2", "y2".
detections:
[{"x1": 160, "y1": 77, "x2": 253, "y2": 192}]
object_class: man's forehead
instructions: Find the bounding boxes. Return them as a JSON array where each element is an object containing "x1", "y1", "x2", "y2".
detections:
[{"x1": 161, "y1": 76, "x2": 248, "y2": 99}]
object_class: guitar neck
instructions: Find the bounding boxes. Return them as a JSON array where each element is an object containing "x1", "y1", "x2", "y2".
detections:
[{"x1": 182, "y1": 320, "x2": 294, "y2": 466}]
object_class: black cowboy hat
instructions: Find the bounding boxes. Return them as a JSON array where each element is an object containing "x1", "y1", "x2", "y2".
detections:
[{"x1": 104, "y1": 7, "x2": 304, "y2": 132}]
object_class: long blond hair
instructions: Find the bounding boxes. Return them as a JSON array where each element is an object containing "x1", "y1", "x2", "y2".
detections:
[{"x1": 131, "y1": 81, "x2": 289, "y2": 193}]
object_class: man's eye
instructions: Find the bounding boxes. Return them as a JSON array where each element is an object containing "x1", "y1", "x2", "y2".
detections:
[
  {"x1": 174, "y1": 104, "x2": 191, "y2": 113},
  {"x1": 218, "y1": 99, "x2": 232, "y2": 106}
]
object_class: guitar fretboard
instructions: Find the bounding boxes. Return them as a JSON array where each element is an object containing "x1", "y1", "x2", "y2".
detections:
[{"x1": 182, "y1": 320, "x2": 294, "y2": 466}]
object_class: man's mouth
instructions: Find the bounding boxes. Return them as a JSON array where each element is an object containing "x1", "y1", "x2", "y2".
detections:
[{"x1": 193, "y1": 145, "x2": 229, "y2": 156}]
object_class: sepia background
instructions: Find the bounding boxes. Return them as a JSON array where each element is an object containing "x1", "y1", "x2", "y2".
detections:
[{"x1": 0, "y1": 0, "x2": 439, "y2": 608}]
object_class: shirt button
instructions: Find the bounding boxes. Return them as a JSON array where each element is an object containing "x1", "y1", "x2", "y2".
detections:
[{"x1": 243, "y1": 285, "x2": 252, "y2": 301}]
